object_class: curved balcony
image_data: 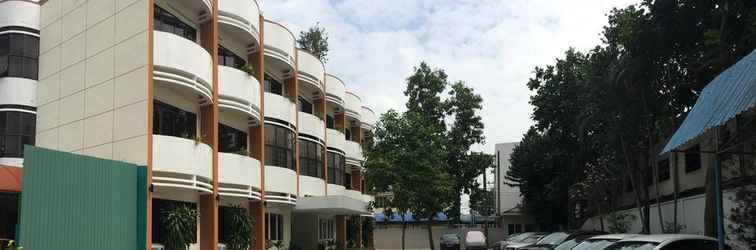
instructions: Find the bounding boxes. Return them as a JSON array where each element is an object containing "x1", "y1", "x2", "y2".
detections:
[
  {"x1": 263, "y1": 20, "x2": 296, "y2": 70},
  {"x1": 0, "y1": 1, "x2": 39, "y2": 30},
  {"x1": 361, "y1": 194, "x2": 374, "y2": 203},
  {"x1": 326, "y1": 128, "x2": 345, "y2": 152},
  {"x1": 298, "y1": 112, "x2": 325, "y2": 141},
  {"x1": 328, "y1": 184, "x2": 346, "y2": 196},
  {"x1": 265, "y1": 166, "x2": 298, "y2": 204},
  {"x1": 344, "y1": 189, "x2": 362, "y2": 201},
  {"x1": 361, "y1": 106, "x2": 376, "y2": 130},
  {"x1": 219, "y1": 66, "x2": 261, "y2": 122},
  {"x1": 300, "y1": 175, "x2": 326, "y2": 197},
  {"x1": 153, "y1": 31, "x2": 213, "y2": 103},
  {"x1": 325, "y1": 74, "x2": 345, "y2": 107},
  {"x1": 264, "y1": 93, "x2": 297, "y2": 127},
  {"x1": 218, "y1": 152, "x2": 262, "y2": 200},
  {"x1": 218, "y1": 0, "x2": 260, "y2": 48},
  {"x1": 344, "y1": 91, "x2": 362, "y2": 120},
  {"x1": 345, "y1": 141, "x2": 363, "y2": 165},
  {"x1": 297, "y1": 49, "x2": 325, "y2": 93},
  {"x1": 152, "y1": 135, "x2": 213, "y2": 194}
]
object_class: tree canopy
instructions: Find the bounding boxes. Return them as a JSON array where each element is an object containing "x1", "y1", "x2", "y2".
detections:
[{"x1": 297, "y1": 23, "x2": 330, "y2": 62}]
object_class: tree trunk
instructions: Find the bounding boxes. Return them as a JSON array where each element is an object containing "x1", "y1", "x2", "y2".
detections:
[
  {"x1": 620, "y1": 136, "x2": 648, "y2": 234},
  {"x1": 673, "y1": 153, "x2": 680, "y2": 233},
  {"x1": 426, "y1": 218, "x2": 436, "y2": 250},
  {"x1": 401, "y1": 221, "x2": 407, "y2": 250}
]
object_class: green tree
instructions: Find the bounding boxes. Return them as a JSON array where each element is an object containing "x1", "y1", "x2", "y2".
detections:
[{"x1": 297, "y1": 23, "x2": 329, "y2": 62}]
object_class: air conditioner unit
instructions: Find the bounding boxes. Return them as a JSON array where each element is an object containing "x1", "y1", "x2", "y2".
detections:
[
  {"x1": 151, "y1": 244, "x2": 165, "y2": 250},
  {"x1": 218, "y1": 243, "x2": 227, "y2": 250}
]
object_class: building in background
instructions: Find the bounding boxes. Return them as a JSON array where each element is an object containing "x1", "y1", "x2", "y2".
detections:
[
  {"x1": 0, "y1": 0, "x2": 375, "y2": 249},
  {"x1": 494, "y1": 142, "x2": 534, "y2": 234}
]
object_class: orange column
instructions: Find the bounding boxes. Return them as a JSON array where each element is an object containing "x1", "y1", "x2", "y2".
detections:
[
  {"x1": 351, "y1": 126, "x2": 363, "y2": 143},
  {"x1": 289, "y1": 52, "x2": 301, "y2": 196},
  {"x1": 335, "y1": 113, "x2": 346, "y2": 132},
  {"x1": 198, "y1": 1, "x2": 219, "y2": 249},
  {"x1": 146, "y1": 1, "x2": 156, "y2": 249},
  {"x1": 315, "y1": 98, "x2": 328, "y2": 194},
  {"x1": 351, "y1": 170, "x2": 362, "y2": 192},
  {"x1": 247, "y1": 14, "x2": 267, "y2": 250},
  {"x1": 336, "y1": 215, "x2": 347, "y2": 250}
]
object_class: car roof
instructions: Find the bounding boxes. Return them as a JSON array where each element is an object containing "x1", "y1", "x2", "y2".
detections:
[
  {"x1": 587, "y1": 234, "x2": 640, "y2": 240},
  {"x1": 615, "y1": 234, "x2": 716, "y2": 243}
]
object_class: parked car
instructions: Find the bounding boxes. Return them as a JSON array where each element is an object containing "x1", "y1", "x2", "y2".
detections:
[
  {"x1": 568, "y1": 234, "x2": 640, "y2": 250},
  {"x1": 504, "y1": 233, "x2": 549, "y2": 250},
  {"x1": 520, "y1": 231, "x2": 607, "y2": 250},
  {"x1": 603, "y1": 234, "x2": 726, "y2": 250},
  {"x1": 441, "y1": 233, "x2": 461, "y2": 250},
  {"x1": 492, "y1": 233, "x2": 536, "y2": 250},
  {"x1": 465, "y1": 231, "x2": 487, "y2": 250}
]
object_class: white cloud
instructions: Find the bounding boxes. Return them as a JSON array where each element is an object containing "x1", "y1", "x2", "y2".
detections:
[{"x1": 262, "y1": 0, "x2": 640, "y2": 154}]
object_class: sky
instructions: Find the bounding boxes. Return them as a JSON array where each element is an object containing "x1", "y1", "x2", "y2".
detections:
[{"x1": 262, "y1": 0, "x2": 639, "y2": 213}]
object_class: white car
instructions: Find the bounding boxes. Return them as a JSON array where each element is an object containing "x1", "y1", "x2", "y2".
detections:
[
  {"x1": 603, "y1": 234, "x2": 723, "y2": 250},
  {"x1": 465, "y1": 231, "x2": 487, "y2": 250},
  {"x1": 567, "y1": 234, "x2": 639, "y2": 250}
]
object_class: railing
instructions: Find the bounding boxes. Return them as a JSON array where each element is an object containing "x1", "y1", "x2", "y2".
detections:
[
  {"x1": 300, "y1": 175, "x2": 326, "y2": 197},
  {"x1": 326, "y1": 129, "x2": 345, "y2": 151},
  {"x1": 264, "y1": 93, "x2": 296, "y2": 126},
  {"x1": 263, "y1": 20, "x2": 296, "y2": 68},
  {"x1": 218, "y1": 0, "x2": 260, "y2": 44},
  {"x1": 218, "y1": 152, "x2": 262, "y2": 199},
  {"x1": 328, "y1": 183, "x2": 346, "y2": 196},
  {"x1": 152, "y1": 135, "x2": 213, "y2": 193},
  {"x1": 325, "y1": 74, "x2": 346, "y2": 106},
  {"x1": 361, "y1": 106, "x2": 377, "y2": 130},
  {"x1": 345, "y1": 140, "x2": 363, "y2": 164},
  {"x1": 153, "y1": 31, "x2": 213, "y2": 102},
  {"x1": 265, "y1": 164, "x2": 298, "y2": 198},
  {"x1": 298, "y1": 112, "x2": 325, "y2": 140},
  {"x1": 344, "y1": 91, "x2": 362, "y2": 120},
  {"x1": 218, "y1": 66, "x2": 261, "y2": 120},
  {"x1": 297, "y1": 49, "x2": 325, "y2": 91}
]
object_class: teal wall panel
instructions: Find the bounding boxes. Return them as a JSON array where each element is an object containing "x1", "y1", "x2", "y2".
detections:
[{"x1": 19, "y1": 146, "x2": 146, "y2": 250}]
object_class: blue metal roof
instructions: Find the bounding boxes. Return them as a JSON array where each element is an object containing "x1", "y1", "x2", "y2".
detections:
[
  {"x1": 373, "y1": 212, "x2": 449, "y2": 222},
  {"x1": 661, "y1": 49, "x2": 756, "y2": 154}
]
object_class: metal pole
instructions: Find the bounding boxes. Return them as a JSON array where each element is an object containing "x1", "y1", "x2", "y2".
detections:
[{"x1": 714, "y1": 130, "x2": 725, "y2": 250}]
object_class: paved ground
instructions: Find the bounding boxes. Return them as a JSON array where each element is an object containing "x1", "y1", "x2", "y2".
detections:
[{"x1": 373, "y1": 225, "x2": 506, "y2": 250}]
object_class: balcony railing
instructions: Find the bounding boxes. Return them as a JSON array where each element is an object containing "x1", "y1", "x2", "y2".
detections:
[
  {"x1": 300, "y1": 175, "x2": 326, "y2": 197},
  {"x1": 153, "y1": 31, "x2": 213, "y2": 103},
  {"x1": 361, "y1": 106, "x2": 376, "y2": 130},
  {"x1": 345, "y1": 140, "x2": 363, "y2": 165},
  {"x1": 297, "y1": 49, "x2": 325, "y2": 92},
  {"x1": 298, "y1": 112, "x2": 325, "y2": 141},
  {"x1": 219, "y1": 66, "x2": 261, "y2": 121},
  {"x1": 264, "y1": 92, "x2": 296, "y2": 126},
  {"x1": 152, "y1": 135, "x2": 213, "y2": 193},
  {"x1": 326, "y1": 128, "x2": 345, "y2": 151},
  {"x1": 263, "y1": 20, "x2": 296, "y2": 69},
  {"x1": 327, "y1": 183, "x2": 345, "y2": 196},
  {"x1": 218, "y1": 0, "x2": 260, "y2": 46},
  {"x1": 325, "y1": 74, "x2": 345, "y2": 106},
  {"x1": 218, "y1": 152, "x2": 262, "y2": 200},
  {"x1": 265, "y1": 166, "x2": 298, "y2": 203},
  {"x1": 344, "y1": 91, "x2": 362, "y2": 120}
]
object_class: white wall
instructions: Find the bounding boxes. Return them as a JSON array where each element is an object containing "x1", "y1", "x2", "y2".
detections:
[
  {"x1": 36, "y1": 0, "x2": 149, "y2": 165},
  {"x1": 494, "y1": 142, "x2": 521, "y2": 214}
]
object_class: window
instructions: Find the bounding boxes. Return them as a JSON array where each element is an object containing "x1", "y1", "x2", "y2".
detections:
[
  {"x1": 264, "y1": 73, "x2": 283, "y2": 95},
  {"x1": 685, "y1": 145, "x2": 701, "y2": 172},
  {"x1": 507, "y1": 224, "x2": 515, "y2": 234},
  {"x1": 345, "y1": 128, "x2": 351, "y2": 140},
  {"x1": 327, "y1": 152, "x2": 346, "y2": 186},
  {"x1": 345, "y1": 171, "x2": 352, "y2": 189},
  {"x1": 326, "y1": 115, "x2": 334, "y2": 129},
  {"x1": 660, "y1": 239, "x2": 718, "y2": 250},
  {"x1": 0, "y1": 111, "x2": 36, "y2": 158},
  {"x1": 299, "y1": 139, "x2": 323, "y2": 178},
  {"x1": 219, "y1": 123, "x2": 247, "y2": 154},
  {"x1": 318, "y1": 218, "x2": 335, "y2": 240},
  {"x1": 0, "y1": 33, "x2": 39, "y2": 80},
  {"x1": 0, "y1": 193, "x2": 19, "y2": 240},
  {"x1": 153, "y1": 100, "x2": 197, "y2": 139},
  {"x1": 218, "y1": 45, "x2": 245, "y2": 68},
  {"x1": 658, "y1": 158, "x2": 670, "y2": 182},
  {"x1": 266, "y1": 213, "x2": 284, "y2": 241},
  {"x1": 265, "y1": 124, "x2": 295, "y2": 170},
  {"x1": 152, "y1": 199, "x2": 197, "y2": 245},
  {"x1": 514, "y1": 224, "x2": 522, "y2": 233},
  {"x1": 154, "y1": 5, "x2": 196, "y2": 41},
  {"x1": 299, "y1": 97, "x2": 313, "y2": 114}
]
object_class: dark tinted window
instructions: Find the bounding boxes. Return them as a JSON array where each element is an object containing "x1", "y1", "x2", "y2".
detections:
[
  {"x1": 0, "y1": 33, "x2": 39, "y2": 80},
  {"x1": 660, "y1": 239, "x2": 719, "y2": 250},
  {"x1": 326, "y1": 115, "x2": 334, "y2": 129},
  {"x1": 605, "y1": 242, "x2": 658, "y2": 250},
  {"x1": 299, "y1": 139, "x2": 323, "y2": 178},
  {"x1": 153, "y1": 100, "x2": 197, "y2": 139},
  {"x1": 264, "y1": 73, "x2": 283, "y2": 95},
  {"x1": 658, "y1": 158, "x2": 670, "y2": 182},
  {"x1": 685, "y1": 146, "x2": 701, "y2": 172},
  {"x1": 218, "y1": 45, "x2": 245, "y2": 68},
  {"x1": 345, "y1": 171, "x2": 352, "y2": 189},
  {"x1": 152, "y1": 199, "x2": 197, "y2": 244},
  {"x1": 299, "y1": 97, "x2": 313, "y2": 114},
  {"x1": 219, "y1": 123, "x2": 247, "y2": 154},
  {"x1": 327, "y1": 152, "x2": 345, "y2": 186},
  {"x1": 0, "y1": 111, "x2": 36, "y2": 158},
  {"x1": 554, "y1": 239, "x2": 581, "y2": 250},
  {"x1": 154, "y1": 5, "x2": 196, "y2": 41},
  {"x1": 265, "y1": 124, "x2": 295, "y2": 170}
]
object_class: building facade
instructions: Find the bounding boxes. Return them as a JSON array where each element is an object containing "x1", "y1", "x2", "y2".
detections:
[
  {"x1": 0, "y1": 0, "x2": 376, "y2": 249},
  {"x1": 493, "y1": 142, "x2": 534, "y2": 234}
]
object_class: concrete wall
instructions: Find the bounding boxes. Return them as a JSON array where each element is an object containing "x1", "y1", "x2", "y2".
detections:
[
  {"x1": 494, "y1": 142, "x2": 521, "y2": 214},
  {"x1": 37, "y1": 0, "x2": 149, "y2": 165}
]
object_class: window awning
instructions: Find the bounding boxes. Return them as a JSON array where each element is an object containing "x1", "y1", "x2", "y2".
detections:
[{"x1": 661, "y1": 49, "x2": 756, "y2": 154}]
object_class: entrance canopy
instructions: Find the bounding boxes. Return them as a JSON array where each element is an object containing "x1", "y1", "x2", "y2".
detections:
[
  {"x1": 661, "y1": 50, "x2": 756, "y2": 154},
  {"x1": 295, "y1": 195, "x2": 369, "y2": 215}
]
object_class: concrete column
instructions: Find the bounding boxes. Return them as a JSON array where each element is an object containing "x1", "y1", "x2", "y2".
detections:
[
  {"x1": 336, "y1": 215, "x2": 347, "y2": 250},
  {"x1": 198, "y1": 0, "x2": 219, "y2": 248}
]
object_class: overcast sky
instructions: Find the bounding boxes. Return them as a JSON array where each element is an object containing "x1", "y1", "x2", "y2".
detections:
[
  {"x1": 263, "y1": 0, "x2": 639, "y2": 154},
  {"x1": 263, "y1": 0, "x2": 640, "y2": 214}
]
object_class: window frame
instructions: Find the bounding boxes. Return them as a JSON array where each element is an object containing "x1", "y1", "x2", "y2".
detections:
[
  {"x1": 0, "y1": 111, "x2": 36, "y2": 158},
  {"x1": 152, "y1": 100, "x2": 197, "y2": 140},
  {"x1": 327, "y1": 152, "x2": 346, "y2": 186},
  {"x1": 685, "y1": 145, "x2": 702, "y2": 173},
  {"x1": 219, "y1": 123, "x2": 247, "y2": 154},
  {"x1": 218, "y1": 45, "x2": 246, "y2": 68},
  {"x1": 265, "y1": 124, "x2": 296, "y2": 170},
  {"x1": 264, "y1": 73, "x2": 284, "y2": 95},
  {"x1": 299, "y1": 139, "x2": 324, "y2": 178},
  {"x1": 0, "y1": 33, "x2": 39, "y2": 80},
  {"x1": 153, "y1": 5, "x2": 197, "y2": 41}
]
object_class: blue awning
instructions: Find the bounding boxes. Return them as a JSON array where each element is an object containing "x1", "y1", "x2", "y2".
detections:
[
  {"x1": 373, "y1": 211, "x2": 449, "y2": 222},
  {"x1": 661, "y1": 49, "x2": 756, "y2": 154}
]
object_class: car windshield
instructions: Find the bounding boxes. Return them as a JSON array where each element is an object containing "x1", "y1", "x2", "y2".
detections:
[
  {"x1": 509, "y1": 233, "x2": 534, "y2": 242},
  {"x1": 523, "y1": 235, "x2": 544, "y2": 243},
  {"x1": 572, "y1": 239, "x2": 618, "y2": 250},
  {"x1": 554, "y1": 239, "x2": 582, "y2": 250},
  {"x1": 442, "y1": 234, "x2": 459, "y2": 241},
  {"x1": 538, "y1": 232, "x2": 569, "y2": 245},
  {"x1": 604, "y1": 241, "x2": 658, "y2": 250}
]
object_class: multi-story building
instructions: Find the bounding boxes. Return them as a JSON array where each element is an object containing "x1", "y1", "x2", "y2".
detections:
[
  {"x1": 493, "y1": 142, "x2": 534, "y2": 234},
  {"x1": 0, "y1": 0, "x2": 376, "y2": 249}
]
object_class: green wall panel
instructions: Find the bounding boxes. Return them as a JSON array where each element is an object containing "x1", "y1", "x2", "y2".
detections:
[{"x1": 19, "y1": 146, "x2": 146, "y2": 250}]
